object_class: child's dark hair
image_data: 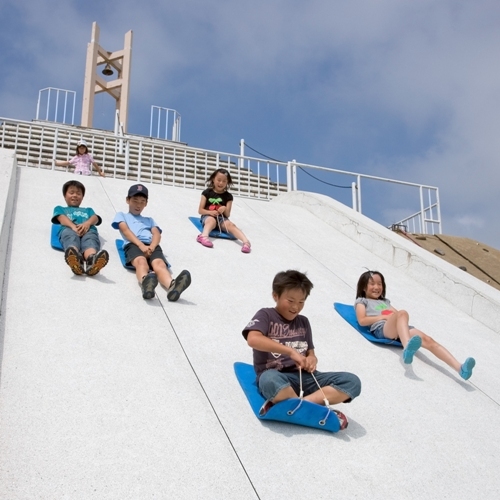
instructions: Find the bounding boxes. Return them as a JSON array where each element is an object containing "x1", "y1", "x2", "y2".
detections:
[
  {"x1": 62, "y1": 180, "x2": 85, "y2": 197},
  {"x1": 356, "y1": 270, "x2": 386, "y2": 299},
  {"x1": 206, "y1": 168, "x2": 233, "y2": 190},
  {"x1": 273, "y1": 270, "x2": 314, "y2": 298},
  {"x1": 76, "y1": 143, "x2": 88, "y2": 155}
]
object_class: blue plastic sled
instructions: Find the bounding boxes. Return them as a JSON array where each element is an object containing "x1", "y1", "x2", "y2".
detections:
[
  {"x1": 234, "y1": 362, "x2": 341, "y2": 433},
  {"x1": 115, "y1": 239, "x2": 171, "y2": 271},
  {"x1": 188, "y1": 216, "x2": 236, "y2": 240},
  {"x1": 115, "y1": 239, "x2": 135, "y2": 270},
  {"x1": 51, "y1": 224, "x2": 64, "y2": 251},
  {"x1": 334, "y1": 302, "x2": 402, "y2": 347}
]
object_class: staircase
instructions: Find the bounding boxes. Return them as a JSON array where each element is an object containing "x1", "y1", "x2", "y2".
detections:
[{"x1": 0, "y1": 117, "x2": 288, "y2": 199}]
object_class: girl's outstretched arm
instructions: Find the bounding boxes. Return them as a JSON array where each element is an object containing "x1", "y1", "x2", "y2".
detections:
[
  {"x1": 355, "y1": 303, "x2": 385, "y2": 327},
  {"x1": 92, "y1": 161, "x2": 105, "y2": 177}
]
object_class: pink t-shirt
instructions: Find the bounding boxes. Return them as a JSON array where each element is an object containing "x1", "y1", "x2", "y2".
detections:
[{"x1": 69, "y1": 153, "x2": 95, "y2": 175}]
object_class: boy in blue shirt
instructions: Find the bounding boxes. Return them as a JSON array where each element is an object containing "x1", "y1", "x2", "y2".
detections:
[
  {"x1": 112, "y1": 184, "x2": 191, "y2": 301},
  {"x1": 52, "y1": 180, "x2": 109, "y2": 276}
]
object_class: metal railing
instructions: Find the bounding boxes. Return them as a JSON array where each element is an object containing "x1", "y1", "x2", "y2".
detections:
[
  {"x1": 0, "y1": 116, "x2": 441, "y2": 233},
  {"x1": 0, "y1": 117, "x2": 287, "y2": 200},
  {"x1": 36, "y1": 88, "x2": 76, "y2": 125},
  {"x1": 283, "y1": 159, "x2": 441, "y2": 235},
  {"x1": 150, "y1": 106, "x2": 181, "y2": 142}
]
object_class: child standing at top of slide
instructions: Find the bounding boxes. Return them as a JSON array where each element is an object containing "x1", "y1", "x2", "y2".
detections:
[
  {"x1": 196, "y1": 168, "x2": 251, "y2": 253},
  {"x1": 55, "y1": 139, "x2": 105, "y2": 177},
  {"x1": 354, "y1": 270, "x2": 476, "y2": 380}
]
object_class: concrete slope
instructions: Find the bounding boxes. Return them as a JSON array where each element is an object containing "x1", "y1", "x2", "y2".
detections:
[{"x1": 1, "y1": 165, "x2": 499, "y2": 499}]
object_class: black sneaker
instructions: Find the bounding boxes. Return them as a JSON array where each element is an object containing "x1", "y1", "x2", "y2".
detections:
[
  {"x1": 86, "y1": 250, "x2": 109, "y2": 276},
  {"x1": 167, "y1": 270, "x2": 191, "y2": 302},
  {"x1": 64, "y1": 247, "x2": 85, "y2": 275},
  {"x1": 141, "y1": 273, "x2": 158, "y2": 299}
]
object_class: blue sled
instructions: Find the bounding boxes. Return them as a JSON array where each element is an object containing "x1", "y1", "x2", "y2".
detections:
[
  {"x1": 188, "y1": 216, "x2": 236, "y2": 240},
  {"x1": 50, "y1": 224, "x2": 64, "y2": 251},
  {"x1": 234, "y1": 362, "x2": 341, "y2": 433},
  {"x1": 334, "y1": 302, "x2": 402, "y2": 347}
]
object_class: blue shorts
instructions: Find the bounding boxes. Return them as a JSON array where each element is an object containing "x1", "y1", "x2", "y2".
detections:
[
  {"x1": 371, "y1": 323, "x2": 414, "y2": 340},
  {"x1": 59, "y1": 227, "x2": 100, "y2": 253},
  {"x1": 258, "y1": 369, "x2": 361, "y2": 403},
  {"x1": 200, "y1": 215, "x2": 230, "y2": 232}
]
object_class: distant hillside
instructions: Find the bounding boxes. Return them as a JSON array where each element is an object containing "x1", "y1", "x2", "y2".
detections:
[{"x1": 394, "y1": 231, "x2": 500, "y2": 291}]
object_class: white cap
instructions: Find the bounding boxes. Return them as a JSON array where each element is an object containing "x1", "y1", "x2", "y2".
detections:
[{"x1": 77, "y1": 139, "x2": 88, "y2": 147}]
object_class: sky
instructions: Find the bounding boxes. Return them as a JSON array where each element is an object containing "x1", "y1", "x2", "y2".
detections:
[{"x1": 1, "y1": 0, "x2": 500, "y2": 248}]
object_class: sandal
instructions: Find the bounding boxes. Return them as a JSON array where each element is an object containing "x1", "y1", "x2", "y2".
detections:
[
  {"x1": 64, "y1": 247, "x2": 85, "y2": 275},
  {"x1": 196, "y1": 234, "x2": 213, "y2": 248},
  {"x1": 141, "y1": 273, "x2": 158, "y2": 299},
  {"x1": 167, "y1": 269, "x2": 192, "y2": 302},
  {"x1": 241, "y1": 242, "x2": 251, "y2": 254}
]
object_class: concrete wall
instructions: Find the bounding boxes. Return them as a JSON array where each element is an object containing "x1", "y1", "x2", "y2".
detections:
[
  {"x1": 0, "y1": 149, "x2": 17, "y2": 314},
  {"x1": 274, "y1": 190, "x2": 500, "y2": 333}
]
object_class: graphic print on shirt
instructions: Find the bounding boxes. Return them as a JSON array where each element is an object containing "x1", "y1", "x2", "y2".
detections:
[
  {"x1": 208, "y1": 197, "x2": 223, "y2": 210},
  {"x1": 267, "y1": 322, "x2": 308, "y2": 366}
]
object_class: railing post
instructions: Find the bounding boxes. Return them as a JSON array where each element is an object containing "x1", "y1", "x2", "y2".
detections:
[
  {"x1": 52, "y1": 128, "x2": 59, "y2": 170},
  {"x1": 419, "y1": 186, "x2": 426, "y2": 234},
  {"x1": 357, "y1": 175, "x2": 362, "y2": 213},
  {"x1": 286, "y1": 161, "x2": 293, "y2": 191},
  {"x1": 351, "y1": 182, "x2": 357, "y2": 211},
  {"x1": 239, "y1": 139, "x2": 245, "y2": 170},
  {"x1": 291, "y1": 159, "x2": 297, "y2": 190},
  {"x1": 435, "y1": 188, "x2": 442, "y2": 234}
]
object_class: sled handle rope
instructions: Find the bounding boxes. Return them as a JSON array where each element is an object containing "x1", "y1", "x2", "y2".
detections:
[
  {"x1": 287, "y1": 368, "x2": 304, "y2": 415},
  {"x1": 286, "y1": 368, "x2": 333, "y2": 425}
]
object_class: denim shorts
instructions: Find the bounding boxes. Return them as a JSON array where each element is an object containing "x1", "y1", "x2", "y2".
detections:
[
  {"x1": 258, "y1": 369, "x2": 361, "y2": 403},
  {"x1": 200, "y1": 215, "x2": 229, "y2": 232},
  {"x1": 371, "y1": 323, "x2": 413, "y2": 340},
  {"x1": 59, "y1": 227, "x2": 100, "y2": 253},
  {"x1": 124, "y1": 242, "x2": 169, "y2": 267}
]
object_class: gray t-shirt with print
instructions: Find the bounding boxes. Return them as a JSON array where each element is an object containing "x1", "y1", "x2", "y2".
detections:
[
  {"x1": 242, "y1": 307, "x2": 314, "y2": 380},
  {"x1": 354, "y1": 297, "x2": 392, "y2": 332}
]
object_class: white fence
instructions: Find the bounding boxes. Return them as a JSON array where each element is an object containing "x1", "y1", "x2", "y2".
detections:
[{"x1": 0, "y1": 116, "x2": 441, "y2": 234}]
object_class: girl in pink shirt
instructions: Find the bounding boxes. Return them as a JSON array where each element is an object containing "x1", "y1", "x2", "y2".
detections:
[{"x1": 56, "y1": 140, "x2": 104, "y2": 177}]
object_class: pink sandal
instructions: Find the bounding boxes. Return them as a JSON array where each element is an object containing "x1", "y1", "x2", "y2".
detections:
[
  {"x1": 196, "y1": 234, "x2": 213, "y2": 248},
  {"x1": 241, "y1": 242, "x2": 251, "y2": 253}
]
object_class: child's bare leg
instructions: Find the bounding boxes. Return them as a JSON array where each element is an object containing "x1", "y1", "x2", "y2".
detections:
[
  {"x1": 223, "y1": 220, "x2": 250, "y2": 244},
  {"x1": 416, "y1": 329, "x2": 462, "y2": 372},
  {"x1": 83, "y1": 248, "x2": 96, "y2": 260},
  {"x1": 271, "y1": 386, "x2": 297, "y2": 404},
  {"x1": 304, "y1": 386, "x2": 350, "y2": 406},
  {"x1": 202, "y1": 216, "x2": 217, "y2": 237},
  {"x1": 150, "y1": 259, "x2": 173, "y2": 289},
  {"x1": 131, "y1": 255, "x2": 150, "y2": 282},
  {"x1": 383, "y1": 310, "x2": 413, "y2": 346}
]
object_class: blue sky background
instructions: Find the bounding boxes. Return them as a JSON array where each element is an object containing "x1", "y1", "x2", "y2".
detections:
[{"x1": 1, "y1": 0, "x2": 500, "y2": 248}]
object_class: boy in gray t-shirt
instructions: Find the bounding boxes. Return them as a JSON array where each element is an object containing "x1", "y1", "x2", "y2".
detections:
[{"x1": 242, "y1": 270, "x2": 361, "y2": 429}]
